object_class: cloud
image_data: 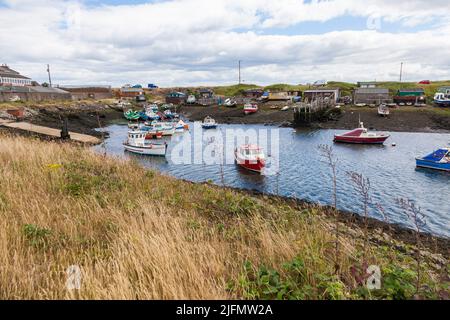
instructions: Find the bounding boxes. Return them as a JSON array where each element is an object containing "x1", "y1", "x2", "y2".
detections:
[{"x1": 0, "y1": 0, "x2": 449, "y2": 86}]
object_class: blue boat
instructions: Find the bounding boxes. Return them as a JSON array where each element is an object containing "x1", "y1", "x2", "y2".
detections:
[
  {"x1": 138, "y1": 111, "x2": 149, "y2": 121},
  {"x1": 416, "y1": 148, "x2": 450, "y2": 172},
  {"x1": 201, "y1": 116, "x2": 217, "y2": 129}
]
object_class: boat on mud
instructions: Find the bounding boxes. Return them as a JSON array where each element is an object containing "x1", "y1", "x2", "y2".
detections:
[
  {"x1": 202, "y1": 116, "x2": 218, "y2": 129},
  {"x1": 378, "y1": 104, "x2": 390, "y2": 117},
  {"x1": 334, "y1": 122, "x2": 390, "y2": 144},
  {"x1": 224, "y1": 98, "x2": 237, "y2": 107},
  {"x1": 234, "y1": 144, "x2": 265, "y2": 173},
  {"x1": 416, "y1": 148, "x2": 450, "y2": 172},
  {"x1": 243, "y1": 103, "x2": 258, "y2": 115},
  {"x1": 433, "y1": 92, "x2": 450, "y2": 107},
  {"x1": 124, "y1": 110, "x2": 140, "y2": 121},
  {"x1": 123, "y1": 130, "x2": 167, "y2": 156}
]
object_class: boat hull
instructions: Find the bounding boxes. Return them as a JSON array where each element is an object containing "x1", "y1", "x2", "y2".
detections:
[
  {"x1": 234, "y1": 152, "x2": 265, "y2": 173},
  {"x1": 123, "y1": 143, "x2": 167, "y2": 156},
  {"x1": 434, "y1": 100, "x2": 450, "y2": 107},
  {"x1": 416, "y1": 159, "x2": 450, "y2": 172},
  {"x1": 334, "y1": 135, "x2": 389, "y2": 144}
]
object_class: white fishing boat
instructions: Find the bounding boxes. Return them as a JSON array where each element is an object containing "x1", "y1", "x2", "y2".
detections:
[
  {"x1": 202, "y1": 116, "x2": 218, "y2": 129},
  {"x1": 378, "y1": 104, "x2": 390, "y2": 117},
  {"x1": 123, "y1": 130, "x2": 167, "y2": 156},
  {"x1": 434, "y1": 92, "x2": 450, "y2": 107},
  {"x1": 150, "y1": 121, "x2": 176, "y2": 136}
]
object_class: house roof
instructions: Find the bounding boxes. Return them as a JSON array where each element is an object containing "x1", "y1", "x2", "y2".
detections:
[
  {"x1": 0, "y1": 65, "x2": 31, "y2": 80},
  {"x1": 0, "y1": 85, "x2": 69, "y2": 94},
  {"x1": 355, "y1": 88, "x2": 389, "y2": 94},
  {"x1": 398, "y1": 88, "x2": 424, "y2": 93},
  {"x1": 120, "y1": 87, "x2": 143, "y2": 92},
  {"x1": 29, "y1": 86, "x2": 70, "y2": 94}
]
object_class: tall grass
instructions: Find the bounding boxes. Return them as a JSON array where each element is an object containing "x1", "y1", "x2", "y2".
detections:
[{"x1": 0, "y1": 134, "x2": 446, "y2": 299}]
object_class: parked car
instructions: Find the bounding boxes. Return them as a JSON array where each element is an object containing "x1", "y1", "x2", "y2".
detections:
[{"x1": 419, "y1": 80, "x2": 431, "y2": 85}]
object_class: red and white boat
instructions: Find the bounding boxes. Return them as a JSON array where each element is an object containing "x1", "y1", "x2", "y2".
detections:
[
  {"x1": 243, "y1": 103, "x2": 258, "y2": 115},
  {"x1": 334, "y1": 122, "x2": 390, "y2": 144},
  {"x1": 234, "y1": 144, "x2": 265, "y2": 173}
]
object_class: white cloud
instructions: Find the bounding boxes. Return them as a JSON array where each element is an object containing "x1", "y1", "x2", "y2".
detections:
[{"x1": 0, "y1": 0, "x2": 449, "y2": 86}]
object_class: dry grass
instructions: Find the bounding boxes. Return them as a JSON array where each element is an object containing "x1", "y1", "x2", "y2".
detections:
[{"x1": 0, "y1": 134, "x2": 446, "y2": 299}]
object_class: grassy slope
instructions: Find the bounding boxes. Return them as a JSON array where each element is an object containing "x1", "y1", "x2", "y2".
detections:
[
  {"x1": 210, "y1": 81, "x2": 450, "y2": 101},
  {"x1": 0, "y1": 135, "x2": 447, "y2": 299}
]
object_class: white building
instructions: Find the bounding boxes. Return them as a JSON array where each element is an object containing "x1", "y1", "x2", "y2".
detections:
[{"x1": 0, "y1": 64, "x2": 32, "y2": 86}]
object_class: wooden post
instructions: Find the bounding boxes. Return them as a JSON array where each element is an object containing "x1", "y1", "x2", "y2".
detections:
[{"x1": 61, "y1": 116, "x2": 70, "y2": 140}]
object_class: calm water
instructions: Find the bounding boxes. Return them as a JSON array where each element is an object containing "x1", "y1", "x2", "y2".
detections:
[{"x1": 93, "y1": 122, "x2": 450, "y2": 238}]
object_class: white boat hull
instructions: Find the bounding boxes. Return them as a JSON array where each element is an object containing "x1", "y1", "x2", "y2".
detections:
[{"x1": 123, "y1": 143, "x2": 167, "y2": 156}]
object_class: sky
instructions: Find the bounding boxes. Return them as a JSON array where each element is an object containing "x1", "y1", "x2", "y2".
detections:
[{"x1": 1, "y1": 0, "x2": 450, "y2": 87}]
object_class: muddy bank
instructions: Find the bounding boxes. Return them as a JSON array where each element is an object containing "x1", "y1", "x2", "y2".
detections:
[
  {"x1": 179, "y1": 104, "x2": 450, "y2": 132},
  {"x1": 313, "y1": 106, "x2": 450, "y2": 133},
  {"x1": 0, "y1": 102, "x2": 125, "y2": 137},
  {"x1": 178, "y1": 104, "x2": 293, "y2": 126}
]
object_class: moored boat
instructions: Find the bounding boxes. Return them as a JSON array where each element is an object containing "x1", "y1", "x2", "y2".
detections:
[
  {"x1": 234, "y1": 144, "x2": 265, "y2": 173},
  {"x1": 433, "y1": 92, "x2": 450, "y2": 107},
  {"x1": 202, "y1": 116, "x2": 218, "y2": 129},
  {"x1": 174, "y1": 119, "x2": 189, "y2": 132},
  {"x1": 416, "y1": 148, "x2": 450, "y2": 172},
  {"x1": 149, "y1": 121, "x2": 176, "y2": 136},
  {"x1": 224, "y1": 98, "x2": 237, "y2": 107},
  {"x1": 123, "y1": 130, "x2": 167, "y2": 156},
  {"x1": 164, "y1": 109, "x2": 175, "y2": 119},
  {"x1": 124, "y1": 110, "x2": 140, "y2": 121},
  {"x1": 334, "y1": 122, "x2": 390, "y2": 144},
  {"x1": 243, "y1": 103, "x2": 258, "y2": 115},
  {"x1": 378, "y1": 104, "x2": 390, "y2": 117}
]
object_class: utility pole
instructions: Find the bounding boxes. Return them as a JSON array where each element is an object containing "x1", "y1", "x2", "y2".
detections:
[
  {"x1": 238, "y1": 60, "x2": 241, "y2": 85},
  {"x1": 47, "y1": 64, "x2": 52, "y2": 87},
  {"x1": 399, "y1": 62, "x2": 403, "y2": 83}
]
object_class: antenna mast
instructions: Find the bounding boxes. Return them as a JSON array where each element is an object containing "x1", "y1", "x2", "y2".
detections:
[
  {"x1": 238, "y1": 60, "x2": 241, "y2": 85},
  {"x1": 47, "y1": 64, "x2": 52, "y2": 87}
]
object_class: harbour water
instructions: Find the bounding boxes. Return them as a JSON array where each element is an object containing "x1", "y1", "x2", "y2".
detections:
[{"x1": 93, "y1": 123, "x2": 450, "y2": 238}]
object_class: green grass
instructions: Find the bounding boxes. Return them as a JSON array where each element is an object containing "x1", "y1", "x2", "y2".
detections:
[
  {"x1": 213, "y1": 84, "x2": 262, "y2": 97},
  {"x1": 207, "y1": 80, "x2": 450, "y2": 100}
]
